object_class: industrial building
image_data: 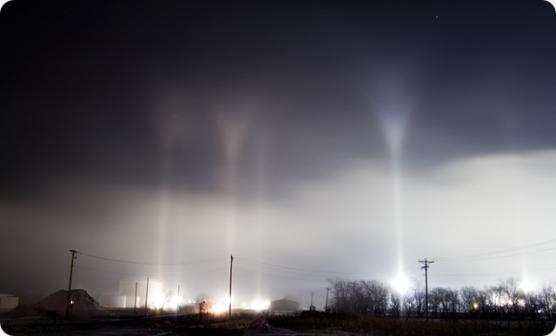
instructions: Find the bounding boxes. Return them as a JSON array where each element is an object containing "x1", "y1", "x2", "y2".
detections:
[{"x1": 269, "y1": 298, "x2": 300, "y2": 314}]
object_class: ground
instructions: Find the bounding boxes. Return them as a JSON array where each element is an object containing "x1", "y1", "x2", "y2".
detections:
[{"x1": 1, "y1": 313, "x2": 554, "y2": 335}]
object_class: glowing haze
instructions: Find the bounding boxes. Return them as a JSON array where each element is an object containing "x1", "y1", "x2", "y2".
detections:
[{"x1": 1, "y1": 0, "x2": 556, "y2": 308}]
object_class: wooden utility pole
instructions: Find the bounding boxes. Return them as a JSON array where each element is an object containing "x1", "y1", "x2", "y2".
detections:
[
  {"x1": 228, "y1": 255, "x2": 234, "y2": 319},
  {"x1": 65, "y1": 249, "x2": 77, "y2": 320},
  {"x1": 134, "y1": 282, "x2": 138, "y2": 311},
  {"x1": 418, "y1": 258, "x2": 434, "y2": 321},
  {"x1": 325, "y1": 287, "x2": 330, "y2": 312},
  {"x1": 144, "y1": 277, "x2": 150, "y2": 317},
  {"x1": 177, "y1": 284, "x2": 180, "y2": 314}
]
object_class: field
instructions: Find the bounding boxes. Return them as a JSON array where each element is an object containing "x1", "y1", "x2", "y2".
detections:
[
  {"x1": 2, "y1": 312, "x2": 555, "y2": 336},
  {"x1": 266, "y1": 313, "x2": 555, "y2": 336}
]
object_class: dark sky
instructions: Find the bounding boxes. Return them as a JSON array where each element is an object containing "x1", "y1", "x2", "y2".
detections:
[{"x1": 1, "y1": 0, "x2": 556, "y2": 307}]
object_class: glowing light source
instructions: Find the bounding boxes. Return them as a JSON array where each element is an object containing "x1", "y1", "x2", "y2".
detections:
[
  {"x1": 163, "y1": 294, "x2": 181, "y2": 311},
  {"x1": 250, "y1": 298, "x2": 270, "y2": 311},
  {"x1": 208, "y1": 296, "x2": 269, "y2": 313},
  {"x1": 472, "y1": 302, "x2": 479, "y2": 310},
  {"x1": 209, "y1": 303, "x2": 227, "y2": 314},
  {"x1": 209, "y1": 296, "x2": 231, "y2": 314},
  {"x1": 519, "y1": 277, "x2": 538, "y2": 293},
  {"x1": 147, "y1": 281, "x2": 165, "y2": 310},
  {"x1": 390, "y1": 273, "x2": 411, "y2": 295}
]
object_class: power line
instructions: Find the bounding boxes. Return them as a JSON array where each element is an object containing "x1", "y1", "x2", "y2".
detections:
[
  {"x1": 74, "y1": 265, "x2": 148, "y2": 277},
  {"x1": 234, "y1": 265, "x2": 330, "y2": 283},
  {"x1": 76, "y1": 250, "x2": 222, "y2": 267},
  {"x1": 233, "y1": 260, "x2": 334, "y2": 279},
  {"x1": 435, "y1": 238, "x2": 556, "y2": 262},
  {"x1": 236, "y1": 256, "x2": 369, "y2": 276},
  {"x1": 68, "y1": 249, "x2": 556, "y2": 292},
  {"x1": 446, "y1": 245, "x2": 556, "y2": 263},
  {"x1": 74, "y1": 264, "x2": 229, "y2": 281},
  {"x1": 435, "y1": 264, "x2": 556, "y2": 279}
]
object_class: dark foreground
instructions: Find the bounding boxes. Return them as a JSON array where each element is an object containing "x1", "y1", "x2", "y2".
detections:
[{"x1": 2, "y1": 313, "x2": 555, "y2": 336}]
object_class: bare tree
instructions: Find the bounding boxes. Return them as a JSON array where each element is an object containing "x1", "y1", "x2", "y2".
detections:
[{"x1": 329, "y1": 277, "x2": 556, "y2": 321}]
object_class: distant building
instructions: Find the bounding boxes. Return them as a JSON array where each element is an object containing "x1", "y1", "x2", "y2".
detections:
[
  {"x1": 35, "y1": 289, "x2": 101, "y2": 317},
  {"x1": 269, "y1": 298, "x2": 300, "y2": 314},
  {"x1": 117, "y1": 279, "x2": 159, "y2": 309},
  {"x1": 99, "y1": 295, "x2": 127, "y2": 308},
  {"x1": 99, "y1": 294, "x2": 141, "y2": 309},
  {"x1": 0, "y1": 294, "x2": 19, "y2": 312},
  {"x1": 118, "y1": 280, "x2": 141, "y2": 308},
  {"x1": 178, "y1": 303, "x2": 201, "y2": 315}
]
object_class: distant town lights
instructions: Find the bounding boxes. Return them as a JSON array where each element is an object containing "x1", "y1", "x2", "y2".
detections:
[
  {"x1": 209, "y1": 296, "x2": 269, "y2": 313},
  {"x1": 209, "y1": 303, "x2": 227, "y2": 314},
  {"x1": 250, "y1": 298, "x2": 270, "y2": 311},
  {"x1": 163, "y1": 294, "x2": 181, "y2": 311},
  {"x1": 145, "y1": 280, "x2": 165, "y2": 310},
  {"x1": 209, "y1": 295, "x2": 231, "y2": 314}
]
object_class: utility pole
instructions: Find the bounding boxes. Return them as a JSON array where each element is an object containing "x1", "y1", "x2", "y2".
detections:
[
  {"x1": 228, "y1": 255, "x2": 234, "y2": 319},
  {"x1": 325, "y1": 287, "x2": 330, "y2": 312},
  {"x1": 134, "y1": 282, "x2": 138, "y2": 311},
  {"x1": 65, "y1": 249, "x2": 77, "y2": 320},
  {"x1": 177, "y1": 284, "x2": 180, "y2": 313},
  {"x1": 144, "y1": 277, "x2": 150, "y2": 317},
  {"x1": 418, "y1": 258, "x2": 434, "y2": 321}
]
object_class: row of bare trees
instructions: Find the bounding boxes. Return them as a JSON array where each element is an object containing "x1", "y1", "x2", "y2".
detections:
[{"x1": 329, "y1": 278, "x2": 556, "y2": 320}]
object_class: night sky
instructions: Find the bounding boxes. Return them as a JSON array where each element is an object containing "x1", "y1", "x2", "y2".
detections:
[{"x1": 1, "y1": 0, "x2": 556, "y2": 307}]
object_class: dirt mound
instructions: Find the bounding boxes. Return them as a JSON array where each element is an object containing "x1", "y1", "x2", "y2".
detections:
[
  {"x1": 34, "y1": 289, "x2": 103, "y2": 317},
  {"x1": 247, "y1": 318, "x2": 271, "y2": 330}
]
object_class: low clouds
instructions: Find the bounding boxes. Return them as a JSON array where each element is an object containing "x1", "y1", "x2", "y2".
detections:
[{"x1": 5, "y1": 150, "x2": 556, "y2": 301}]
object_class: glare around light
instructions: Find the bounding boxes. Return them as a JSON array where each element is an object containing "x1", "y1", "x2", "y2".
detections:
[
  {"x1": 147, "y1": 281, "x2": 165, "y2": 310},
  {"x1": 209, "y1": 296, "x2": 231, "y2": 314},
  {"x1": 390, "y1": 273, "x2": 411, "y2": 295},
  {"x1": 209, "y1": 303, "x2": 227, "y2": 314},
  {"x1": 519, "y1": 277, "x2": 538, "y2": 293},
  {"x1": 250, "y1": 298, "x2": 270, "y2": 311},
  {"x1": 163, "y1": 294, "x2": 181, "y2": 311}
]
